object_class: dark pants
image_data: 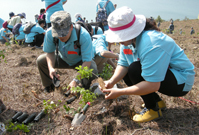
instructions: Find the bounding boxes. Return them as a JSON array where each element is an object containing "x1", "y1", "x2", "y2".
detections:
[
  {"x1": 123, "y1": 61, "x2": 188, "y2": 109},
  {"x1": 47, "y1": 23, "x2": 51, "y2": 29},
  {"x1": 26, "y1": 34, "x2": 44, "y2": 47}
]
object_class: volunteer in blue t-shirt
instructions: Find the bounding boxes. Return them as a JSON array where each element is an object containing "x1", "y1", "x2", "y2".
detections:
[
  {"x1": 41, "y1": 0, "x2": 67, "y2": 28},
  {"x1": 37, "y1": 11, "x2": 98, "y2": 93},
  {"x1": 25, "y1": 19, "x2": 45, "y2": 48},
  {"x1": 15, "y1": 24, "x2": 26, "y2": 45},
  {"x1": 0, "y1": 27, "x2": 10, "y2": 44},
  {"x1": 96, "y1": 0, "x2": 115, "y2": 31},
  {"x1": 103, "y1": 7, "x2": 195, "y2": 123},
  {"x1": 92, "y1": 34, "x2": 118, "y2": 73}
]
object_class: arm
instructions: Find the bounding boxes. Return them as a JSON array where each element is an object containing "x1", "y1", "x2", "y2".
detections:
[
  {"x1": 103, "y1": 81, "x2": 160, "y2": 99},
  {"x1": 104, "y1": 65, "x2": 128, "y2": 89},
  {"x1": 2, "y1": 36, "x2": 9, "y2": 43},
  {"x1": 100, "y1": 51, "x2": 119, "y2": 59},
  {"x1": 107, "y1": 58, "x2": 116, "y2": 69},
  {"x1": 46, "y1": 52, "x2": 57, "y2": 79}
]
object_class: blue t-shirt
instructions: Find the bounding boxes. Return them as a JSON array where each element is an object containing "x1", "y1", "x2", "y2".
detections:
[
  {"x1": 0, "y1": 18, "x2": 4, "y2": 29},
  {"x1": 25, "y1": 24, "x2": 45, "y2": 43},
  {"x1": 92, "y1": 34, "x2": 108, "y2": 58},
  {"x1": 92, "y1": 26, "x2": 103, "y2": 35},
  {"x1": 96, "y1": 0, "x2": 115, "y2": 30},
  {"x1": 16, "y1": 24, "x2": 26, "y2": 40},
  {"x1": 0, "y1": 28, "x2": 9, "y2": 40},
  {"x1": 118, "y1": 30, "x2": 195, "y2": 92},
  {"x1": 43, "y1": 25, "x2": 93, "y2": 66},
  {"x1": 42, "y1": 0, "x2": 66, "y2": 23}
]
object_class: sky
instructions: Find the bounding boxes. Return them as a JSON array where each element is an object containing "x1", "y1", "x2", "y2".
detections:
[{"x1": 0, "y1": 0, "x2": 199, "y2": 23}]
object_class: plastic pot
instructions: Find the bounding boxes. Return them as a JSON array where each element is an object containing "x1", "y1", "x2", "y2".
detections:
[
  {"x1": 34, "y1": 110, "x2": 46, "y2": 122},
  {"x1": 22, "y1": 112, "x2": 37, "y2": 125},
  {"x1": 16, "y1": 112, "x2": 29, "y2": 123},
  {"x1": 12, "y1": 111, "x2": 23, "y2": 122}
]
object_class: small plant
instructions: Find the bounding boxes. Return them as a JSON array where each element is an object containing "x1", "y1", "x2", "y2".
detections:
[
  {"x1": 75, "y1": 65, "x2": 93, "y2": 80},
  {"x1": 43, "y1": 99, "x2": 57, "y2": 114},
  {"x1": 6, "y1": 121, "x2": 32, "y2": 133},
  {"x1": 99, "y1": 63, "x2": 113, "y2": 80},
  {"x1": 70, "y1": 86, "x2": 96, "y2": 106},
  {"x1": 0, "y1": 50, "x2": 6, "y2": 63},
  {"x1": 63, "y1": 104, "x2": 81, "y2": 116}
]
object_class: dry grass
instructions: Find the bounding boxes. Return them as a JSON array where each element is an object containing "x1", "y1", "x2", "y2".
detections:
[{"x1": 0, "y1": 19, "x2": 199, "y2": 135}]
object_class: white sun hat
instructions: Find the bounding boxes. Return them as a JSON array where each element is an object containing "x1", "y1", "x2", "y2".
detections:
[
  {"x1": 105, "y1": 6, "x2": 146, "y2": 43},
  {"x1": 75, "y1": 13, "x2": 82, "y2": 19}
]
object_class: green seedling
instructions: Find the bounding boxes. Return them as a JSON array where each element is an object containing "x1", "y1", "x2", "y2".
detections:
[
  {"x1": 43, "y1": 99, "x2": 57, "y2": 114},
  {"x1": 63, "y1": 104, "x2": 81, "y2": 116},
  {"x1": 6, "y1": 121, "x2": 32, "y2": 133},
  {"x1": 99, "y1": 63, "x2": 113, "y2": 80},
  {"x1": 75, "y1": 65, "x2": 93, "y2": 80},
  {"x1": 70, "y1": 86, "x2": 96, "y2": 106}
]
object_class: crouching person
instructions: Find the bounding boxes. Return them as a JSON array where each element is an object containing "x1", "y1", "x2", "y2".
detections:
[
  {"x1": 0, "y1": 27, "x2": 10, "y2": 44},
  {"x1": 92, "y1": 34, "x2": 119, "y2": 73},
  {"x1": 25, "y1": 19, "x2": 45, "y2": 48},
  {"x1": 102, "y1": 7, "x2": 195, "y2": 123},
  {"x1": 37, "y1": 11, "x2": 98, "y2": 93}
]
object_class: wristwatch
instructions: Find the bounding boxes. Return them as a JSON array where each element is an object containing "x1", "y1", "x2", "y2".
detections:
[{"x1": 73, "y1": 78, "x2": 80, "y2": 84}]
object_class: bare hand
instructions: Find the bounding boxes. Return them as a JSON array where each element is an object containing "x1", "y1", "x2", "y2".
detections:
[
  {"x1": 103, "y1": 88, "x2": 121, "y2": 99},
  {"x1": 67, "y1": 80, "x2": 78, "y2": 95},
  {"x1": 49, "y1": 68, "x2": 60, "y2": 80}
]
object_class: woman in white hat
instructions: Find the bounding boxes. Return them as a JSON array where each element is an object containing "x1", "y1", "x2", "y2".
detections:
[{"x1": 102, "y1": 6, "x2": 195, "y2": 123}]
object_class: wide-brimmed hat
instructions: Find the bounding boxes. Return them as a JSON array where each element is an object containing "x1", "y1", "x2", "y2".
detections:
[
  {"x1": 105, "y1": 6, "x2": 146, "y2": 43},
  {"x1": 75, "y1": 13, "x2": 82, "y2": 19},
  {"x1": 18, "y1": 12, "x2": 26, "y2": 19},
  {"x1": 50, "y1": 11, "x2": 72, "y2": 37}
]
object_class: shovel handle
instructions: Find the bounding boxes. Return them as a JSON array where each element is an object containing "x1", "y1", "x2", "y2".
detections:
[{"x1": 82, "y1": 102, "x2": 90, "y2": 113}]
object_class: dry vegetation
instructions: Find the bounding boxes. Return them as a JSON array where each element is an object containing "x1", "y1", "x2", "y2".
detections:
[{"x1": 0, "y1": 19, "x2": 199, "y2": 135}]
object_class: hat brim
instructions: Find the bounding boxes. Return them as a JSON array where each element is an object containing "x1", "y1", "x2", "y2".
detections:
[
  {"x1": 105, "y1": 15, "x2": 146, "y2": 43},
  {"x1": 51, "y1": 24, "x2": 71, "y2": 37}
]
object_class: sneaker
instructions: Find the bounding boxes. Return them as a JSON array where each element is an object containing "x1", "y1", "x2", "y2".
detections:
[
  {"x1": 132, "y1": 108, "x2": 162, "y2": 123},
  {"x1": 141, "y1": 100, "x2": 166, "y2": 110},
  {"x1": 0, "y1": 99, "x2": 6, "y2": 114},
  {"x1": 44, "y1": 84, "x2": 55, "y2": 93}
]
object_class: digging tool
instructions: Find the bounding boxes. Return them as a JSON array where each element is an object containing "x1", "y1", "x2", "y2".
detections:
[{"x1": 71, "y1": 102, "x2": 90, "y2": 127}]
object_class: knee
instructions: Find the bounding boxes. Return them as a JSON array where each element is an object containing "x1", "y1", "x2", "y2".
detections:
[
  {"x1": 90, "y1": 60, "x2": 98, "y2": 74},
  {"x1": 36, "y1": 54, "x2": 46, "y2": 66}
]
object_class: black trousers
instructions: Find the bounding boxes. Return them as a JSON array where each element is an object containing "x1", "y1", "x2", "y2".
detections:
[
  {"x1": 31, "y1": 34, "x2": 44, "y2": 47},
  {"x1": 123, "y1": 61, "x2": 188, "y2": 109},
  {"x1": 46, "y1": 23, "x2": 51, "y2": 29}
]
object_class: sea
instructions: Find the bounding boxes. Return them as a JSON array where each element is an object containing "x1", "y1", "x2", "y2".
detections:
[{"x1": 0, "y1": 0, "x2": 199, "y2": 23}]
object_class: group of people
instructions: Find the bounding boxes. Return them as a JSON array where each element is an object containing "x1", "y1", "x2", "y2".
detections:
[{"x1": 1, "y1": 0, "x2": 195, "y2": 124}]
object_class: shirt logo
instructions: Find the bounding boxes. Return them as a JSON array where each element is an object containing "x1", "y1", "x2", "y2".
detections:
[
  {"x1": 123, "y1": 49, "x2": 133, "y2": 55},
  {"x1": 68, "y1": 51, "x2": 78, "y2": 55}
]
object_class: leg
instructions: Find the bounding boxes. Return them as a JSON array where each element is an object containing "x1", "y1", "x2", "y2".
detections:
[
  {"x1": 34, "y1": 34, "x2": 45, "y2": 47},
  {"x1": 37, "y1": 53, "x2": 73, "y2": 87},
  {"x1": 94, "y1": 55, "x2": 108, "y2": 73}
]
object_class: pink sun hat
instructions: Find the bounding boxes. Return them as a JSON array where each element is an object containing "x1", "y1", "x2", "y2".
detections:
[{"x1": 105, "y1": 6, "x2": 146, "y2": 43}]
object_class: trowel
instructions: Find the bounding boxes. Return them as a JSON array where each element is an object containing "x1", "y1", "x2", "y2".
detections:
[{"x1": 71, "y1": 102, "x2": 90, "y2": 127}]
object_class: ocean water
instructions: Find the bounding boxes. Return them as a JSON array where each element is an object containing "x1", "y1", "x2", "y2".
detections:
[{"x1": 0, "y1": 0, "x2": 198, "y2": 23}]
